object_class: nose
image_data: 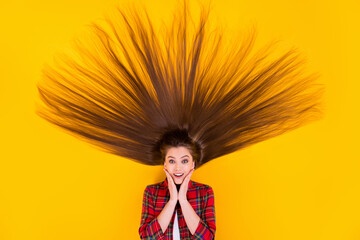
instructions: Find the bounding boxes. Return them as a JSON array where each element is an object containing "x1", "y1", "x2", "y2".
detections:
[{"x1": 175, "y1": 163, "x2": 181, "y2": 171}]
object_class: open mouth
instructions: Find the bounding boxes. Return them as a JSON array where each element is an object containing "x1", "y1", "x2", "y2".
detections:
[{"x1": 174, "y1": 173, "x2": 184, "y2": 178}]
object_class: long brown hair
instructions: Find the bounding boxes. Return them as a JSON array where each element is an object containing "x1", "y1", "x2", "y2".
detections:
[{"x1": 35, "y1": 1, "x2": 324, "y2": 169}]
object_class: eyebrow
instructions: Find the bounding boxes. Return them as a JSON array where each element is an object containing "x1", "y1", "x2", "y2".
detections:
[{"x1": 167, "y1": 155, "x2": 189, "y2": 159}]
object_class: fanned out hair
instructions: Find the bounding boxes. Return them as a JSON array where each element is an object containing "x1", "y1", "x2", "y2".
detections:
[{"x1": 36, "y1": 1, "x2": 324, "y2": 169}]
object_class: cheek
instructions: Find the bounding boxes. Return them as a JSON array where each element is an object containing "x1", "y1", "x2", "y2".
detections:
[
  {"x1": 184, "y1": 165, "x2": 192, "y2": 173},
  {"x1": 164, "y1": 164, "x2": 173, "y2": 172}
]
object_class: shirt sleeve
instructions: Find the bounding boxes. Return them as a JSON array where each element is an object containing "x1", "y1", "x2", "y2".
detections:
[
  {"x1": 138, "y1": 186, "x2": 166, "y2": 240},
  {"x1": 191, "y1": 186, "x2": 216, "y2": 240}
]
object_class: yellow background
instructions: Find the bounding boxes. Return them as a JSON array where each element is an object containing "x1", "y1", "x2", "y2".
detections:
[{"x1": 1, "y1": 0, "x2": 359, "y2": 239}]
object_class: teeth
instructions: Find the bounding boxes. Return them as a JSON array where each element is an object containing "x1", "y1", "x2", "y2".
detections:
[{"x1": 174, "y1": 174, "x2": 183, "y2": 176}]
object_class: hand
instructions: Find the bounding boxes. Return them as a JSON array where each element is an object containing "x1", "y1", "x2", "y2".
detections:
[
  {"x1": 178, "y1": 168, "x2": 194, "y2": 202},
  {"x1": 163, "y1": 168, "x2": 178, "y2": 203}
]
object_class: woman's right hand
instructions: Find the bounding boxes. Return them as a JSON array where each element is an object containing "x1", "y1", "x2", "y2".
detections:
[{"x1": 164, "y1": 168, "x2": 178, "y2": 203}]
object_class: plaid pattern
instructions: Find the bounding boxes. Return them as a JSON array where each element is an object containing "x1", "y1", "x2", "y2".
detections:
[{"x1": 139, "y1": 177, "x2": 216, "y2": 239}]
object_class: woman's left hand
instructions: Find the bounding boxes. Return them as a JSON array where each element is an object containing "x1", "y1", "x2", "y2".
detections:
[{"x1": 178, "y1": 168, "x2": 194, "y2": 202}]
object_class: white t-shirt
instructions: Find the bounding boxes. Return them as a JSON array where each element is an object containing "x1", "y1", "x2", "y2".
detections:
[{"x1": 173, "y1": 211, "x2": 180, "y2": 240}]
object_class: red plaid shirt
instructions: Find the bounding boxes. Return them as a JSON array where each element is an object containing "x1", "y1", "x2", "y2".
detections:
[{"x1": 139, "y1": 177, "x2": 216, "y2": 239}]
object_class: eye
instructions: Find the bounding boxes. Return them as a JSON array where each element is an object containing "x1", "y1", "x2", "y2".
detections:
[
  {"x1": 182, "y1": 159, "x2": 188, "y2": 163},
  {"x1": 169, "y1": 160, "x2": 175, "y2": 163}
]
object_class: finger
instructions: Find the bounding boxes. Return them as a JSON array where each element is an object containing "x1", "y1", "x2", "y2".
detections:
[
  {"x1": 164, "y1": 170, "x2": 176, "y2": 192},
  {"x1": 185, "y1": 169, "x2": 194, "y2": 180},
  {"x1": 164, "y1": 169, "x2": 172, "y2": 178},
  {"x1": 183, "y1": 171, "x2": 193, "y2": 186},
  {"x1": 166, "y1": 172, "x2": 175, "y2": 185},
  {"x1": 183, "y1": 174, "x2": 191, "y2": 186},
  {"x1": 163, "y1": 169, "x2": 170, "y2": 178},
  {"x1": 164, "y1": 169, "x2": 172, "y2": 183}
]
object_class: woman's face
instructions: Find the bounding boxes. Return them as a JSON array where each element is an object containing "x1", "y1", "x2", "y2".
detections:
[{"x1": 164, "y1": 146, "x2": 195, "y2": 185}]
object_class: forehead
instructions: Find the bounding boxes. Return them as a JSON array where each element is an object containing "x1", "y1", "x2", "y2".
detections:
[{"x1": 165, "y1": 146, "x2": 192, "y2": 159}]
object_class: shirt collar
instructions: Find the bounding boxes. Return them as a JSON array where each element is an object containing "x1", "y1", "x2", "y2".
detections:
[{"x1": 161, "y1": 177, "x2": 193, "y2": 189}]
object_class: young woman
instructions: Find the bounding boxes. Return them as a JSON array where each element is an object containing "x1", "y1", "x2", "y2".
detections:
[
  {"x1": 35, "y1": 1, "x2": 324, "y2": 239},
  {"x1": 138, "y1": 129, "x2": 216, "y2": 239}
]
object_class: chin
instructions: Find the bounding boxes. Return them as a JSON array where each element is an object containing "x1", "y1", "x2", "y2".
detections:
[{"x1": 174, "y1": 178, "x2": 184, "y2": 184}]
